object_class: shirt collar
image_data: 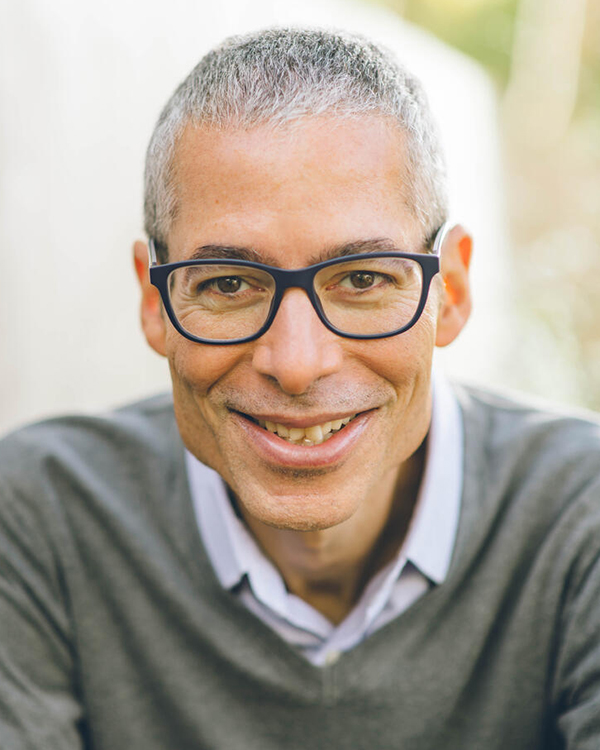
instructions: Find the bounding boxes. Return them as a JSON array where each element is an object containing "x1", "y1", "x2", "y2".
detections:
[
  {"x1": 186, "y1": 370, "x2": 463, "y2": 592},
  {"x1": 401, "y1": 370, "x2": 463, "y2": 583}
]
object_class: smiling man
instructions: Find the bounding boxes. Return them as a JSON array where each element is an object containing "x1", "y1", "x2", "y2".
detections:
[{"x1": 1, "y1": 27, "x2": 600, "y2": 750}]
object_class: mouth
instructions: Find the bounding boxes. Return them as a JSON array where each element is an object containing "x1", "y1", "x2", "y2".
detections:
[
  {"x1": 252, "y1": 415, "x2": 357, "y2": 446},
  {"x1": 230, "y1": 408, "x2": 374, "y2": 469}
]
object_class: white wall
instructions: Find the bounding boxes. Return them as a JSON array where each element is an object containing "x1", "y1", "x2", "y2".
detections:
[{"x1": 0, "y1": 0, "x2": 510, "y2": 434}]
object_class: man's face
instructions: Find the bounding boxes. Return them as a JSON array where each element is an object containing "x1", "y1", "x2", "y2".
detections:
[{"x1": 139, "y1": 115, "x2": 468, "y2": 532}]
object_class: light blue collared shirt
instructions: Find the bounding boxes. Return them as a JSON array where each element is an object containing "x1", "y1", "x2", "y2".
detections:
[{"x1": 186, "y1": 373, "x2": 463, "y2": 666}]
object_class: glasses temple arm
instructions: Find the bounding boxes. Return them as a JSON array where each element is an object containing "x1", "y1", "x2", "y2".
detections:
[
  {"x1": 148, "y1": 238, "x2": 159, "y2": 266},
  {"x1": 431, "y1": 221, "x2": 452, "y2": 257}
]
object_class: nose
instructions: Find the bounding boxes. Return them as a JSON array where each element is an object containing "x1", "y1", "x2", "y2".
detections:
[{"x1": 251, "y1": 288, "x2": 344, "y2": 395}]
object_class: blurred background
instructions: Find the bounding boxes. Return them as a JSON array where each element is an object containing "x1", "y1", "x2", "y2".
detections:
[
  {"x1": 0, "y1": 0, "x2": 598, "y2": 435},
  {"x1": 376, "y1": 0, "x2": 600, "y2": 409}
]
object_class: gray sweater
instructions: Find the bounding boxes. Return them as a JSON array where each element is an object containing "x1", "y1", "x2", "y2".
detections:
[{"x1": 1, "y1": 385, "x2": 600, "y2": 749}]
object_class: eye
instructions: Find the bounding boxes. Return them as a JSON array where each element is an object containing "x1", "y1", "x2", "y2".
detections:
[
  {"x1": 202, "y1": 276, "x2": 250, "y2": 294},
  {"x1": 338, "y1": 271, "x2": 387, "y2": 290},
  {"x1": 214, "y1": 276, "x2": 246, "y2": 294}
]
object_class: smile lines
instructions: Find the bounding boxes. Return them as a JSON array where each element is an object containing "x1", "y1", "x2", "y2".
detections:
[{"x1": 256, "y1": 415, "x2": 356, "y2": 446}]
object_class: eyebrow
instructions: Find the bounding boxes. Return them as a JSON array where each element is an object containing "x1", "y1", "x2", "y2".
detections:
[
  {"x1": 308, "y1": 238, "x2": 410, "y2": 265},
  {"x1": 187, "y1": 245, "x2": 277, "y2": 264},
  {"x1": 185, "y1": 237, "x2": 422, "y2": 267}
]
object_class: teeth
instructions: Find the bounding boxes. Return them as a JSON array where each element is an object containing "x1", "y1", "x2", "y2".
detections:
[
  {"x1": 257, "y1": 414, "x2": 357, "y2": 445},
  {"x1": 304, "y1": 425, "x2": 323, "y2": 442}
]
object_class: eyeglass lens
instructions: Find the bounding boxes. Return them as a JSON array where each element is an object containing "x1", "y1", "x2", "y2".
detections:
[{"x1": 166, "y1": 256, "x2": 424, "y2": 341}]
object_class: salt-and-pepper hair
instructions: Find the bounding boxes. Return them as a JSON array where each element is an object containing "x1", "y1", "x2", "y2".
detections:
[{"x1": 144, "y1": 27, "x2": 448, "y2": 262}]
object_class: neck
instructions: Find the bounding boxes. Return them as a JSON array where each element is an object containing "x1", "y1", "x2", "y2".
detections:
[{"x1": 239, "y1": 440, "x2": 427, "y2": 624}]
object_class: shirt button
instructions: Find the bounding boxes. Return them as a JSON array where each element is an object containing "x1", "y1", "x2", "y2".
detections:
[{"x1": 324, "y1": 650, "x2": 341, "y2": 666}]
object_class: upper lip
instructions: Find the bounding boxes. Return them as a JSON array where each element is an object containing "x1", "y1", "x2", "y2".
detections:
[{"x1": 231, "y1": 408, "x2": 371, "y2": 428}]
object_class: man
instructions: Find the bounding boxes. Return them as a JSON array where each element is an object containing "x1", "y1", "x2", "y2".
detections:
[{"x1": 1, "y1": 27, "x2": 599, "y2": 750}]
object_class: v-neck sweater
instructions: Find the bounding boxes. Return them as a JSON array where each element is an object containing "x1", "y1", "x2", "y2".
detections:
[
  {"x1": 1, "y1": 384, "x2": 600, "y2": 749},
  {"x1": 185, "y1": 372, "x2": 463, "y2": 665}
]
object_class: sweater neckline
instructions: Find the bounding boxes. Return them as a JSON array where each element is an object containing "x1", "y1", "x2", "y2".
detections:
[{"x1": 162, "y1": 382, "x2": 491, "y2": 676}]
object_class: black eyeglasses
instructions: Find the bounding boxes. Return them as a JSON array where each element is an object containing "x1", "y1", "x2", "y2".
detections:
[{"x1": 148, "y1": 223, "x2": 449, "y2": 345}]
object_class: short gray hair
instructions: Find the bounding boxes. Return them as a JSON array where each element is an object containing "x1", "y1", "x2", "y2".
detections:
[{"x1": 144, "y1": 27, "x2": 448, "y2": 262}]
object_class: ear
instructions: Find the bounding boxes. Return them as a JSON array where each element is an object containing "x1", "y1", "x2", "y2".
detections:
[
  {"x1": 435, "y1": 225, "x2": 473, "y2": 348},
  {"x1": 133, "y1": 240, "x2": 167, "y2": 357}
]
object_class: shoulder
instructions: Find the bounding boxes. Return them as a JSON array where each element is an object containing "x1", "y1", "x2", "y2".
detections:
[
  {"x1": 0, "y1": 391, "x2": 175, "y2": 452},
  {"x1": 452, "y1": 381, "x2": 600, "y2": 578},
  {"x1": 0, "y1": 393, "x2": 179, "y2": 509},
  {"x1": 454, "y1": 382, "x2": 600, "y2": 480}
]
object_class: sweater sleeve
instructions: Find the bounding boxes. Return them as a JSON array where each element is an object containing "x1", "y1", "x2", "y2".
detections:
[
  {"x1": 551, "y1": 483, "x2": 600, "y2": 749},
  {"x1": 0, "y1": 475, "x2": 84, "y2": 749}
]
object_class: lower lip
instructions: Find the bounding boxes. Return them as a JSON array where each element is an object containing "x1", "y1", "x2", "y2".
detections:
[{"x1": 231, "y1": 411, "x2": 374, "y2": 469}]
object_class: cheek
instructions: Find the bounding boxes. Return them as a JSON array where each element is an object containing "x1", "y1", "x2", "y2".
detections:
[
  {"x1": 166, "y1": 331, "x2": 244, "y2": 398},
  {"x1": 166, "y1": 336, "x2": 247, "y2": 467},
  {"x1": 352, "y1": 312, "x2": 437, "y2": 388}
]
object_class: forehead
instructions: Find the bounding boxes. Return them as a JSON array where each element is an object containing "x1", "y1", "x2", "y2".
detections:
[{"x1": 167, "y1": 115, "x2": 420, "y2": 265}]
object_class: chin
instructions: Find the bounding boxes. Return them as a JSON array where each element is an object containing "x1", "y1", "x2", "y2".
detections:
[{"x1": 235, "y1": 484, "x2": 359, "y2": 532}]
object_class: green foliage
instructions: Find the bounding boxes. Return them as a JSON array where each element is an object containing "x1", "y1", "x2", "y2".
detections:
[{"x1": 371, "y1": 0, "x2": 519, "y2": 86}]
